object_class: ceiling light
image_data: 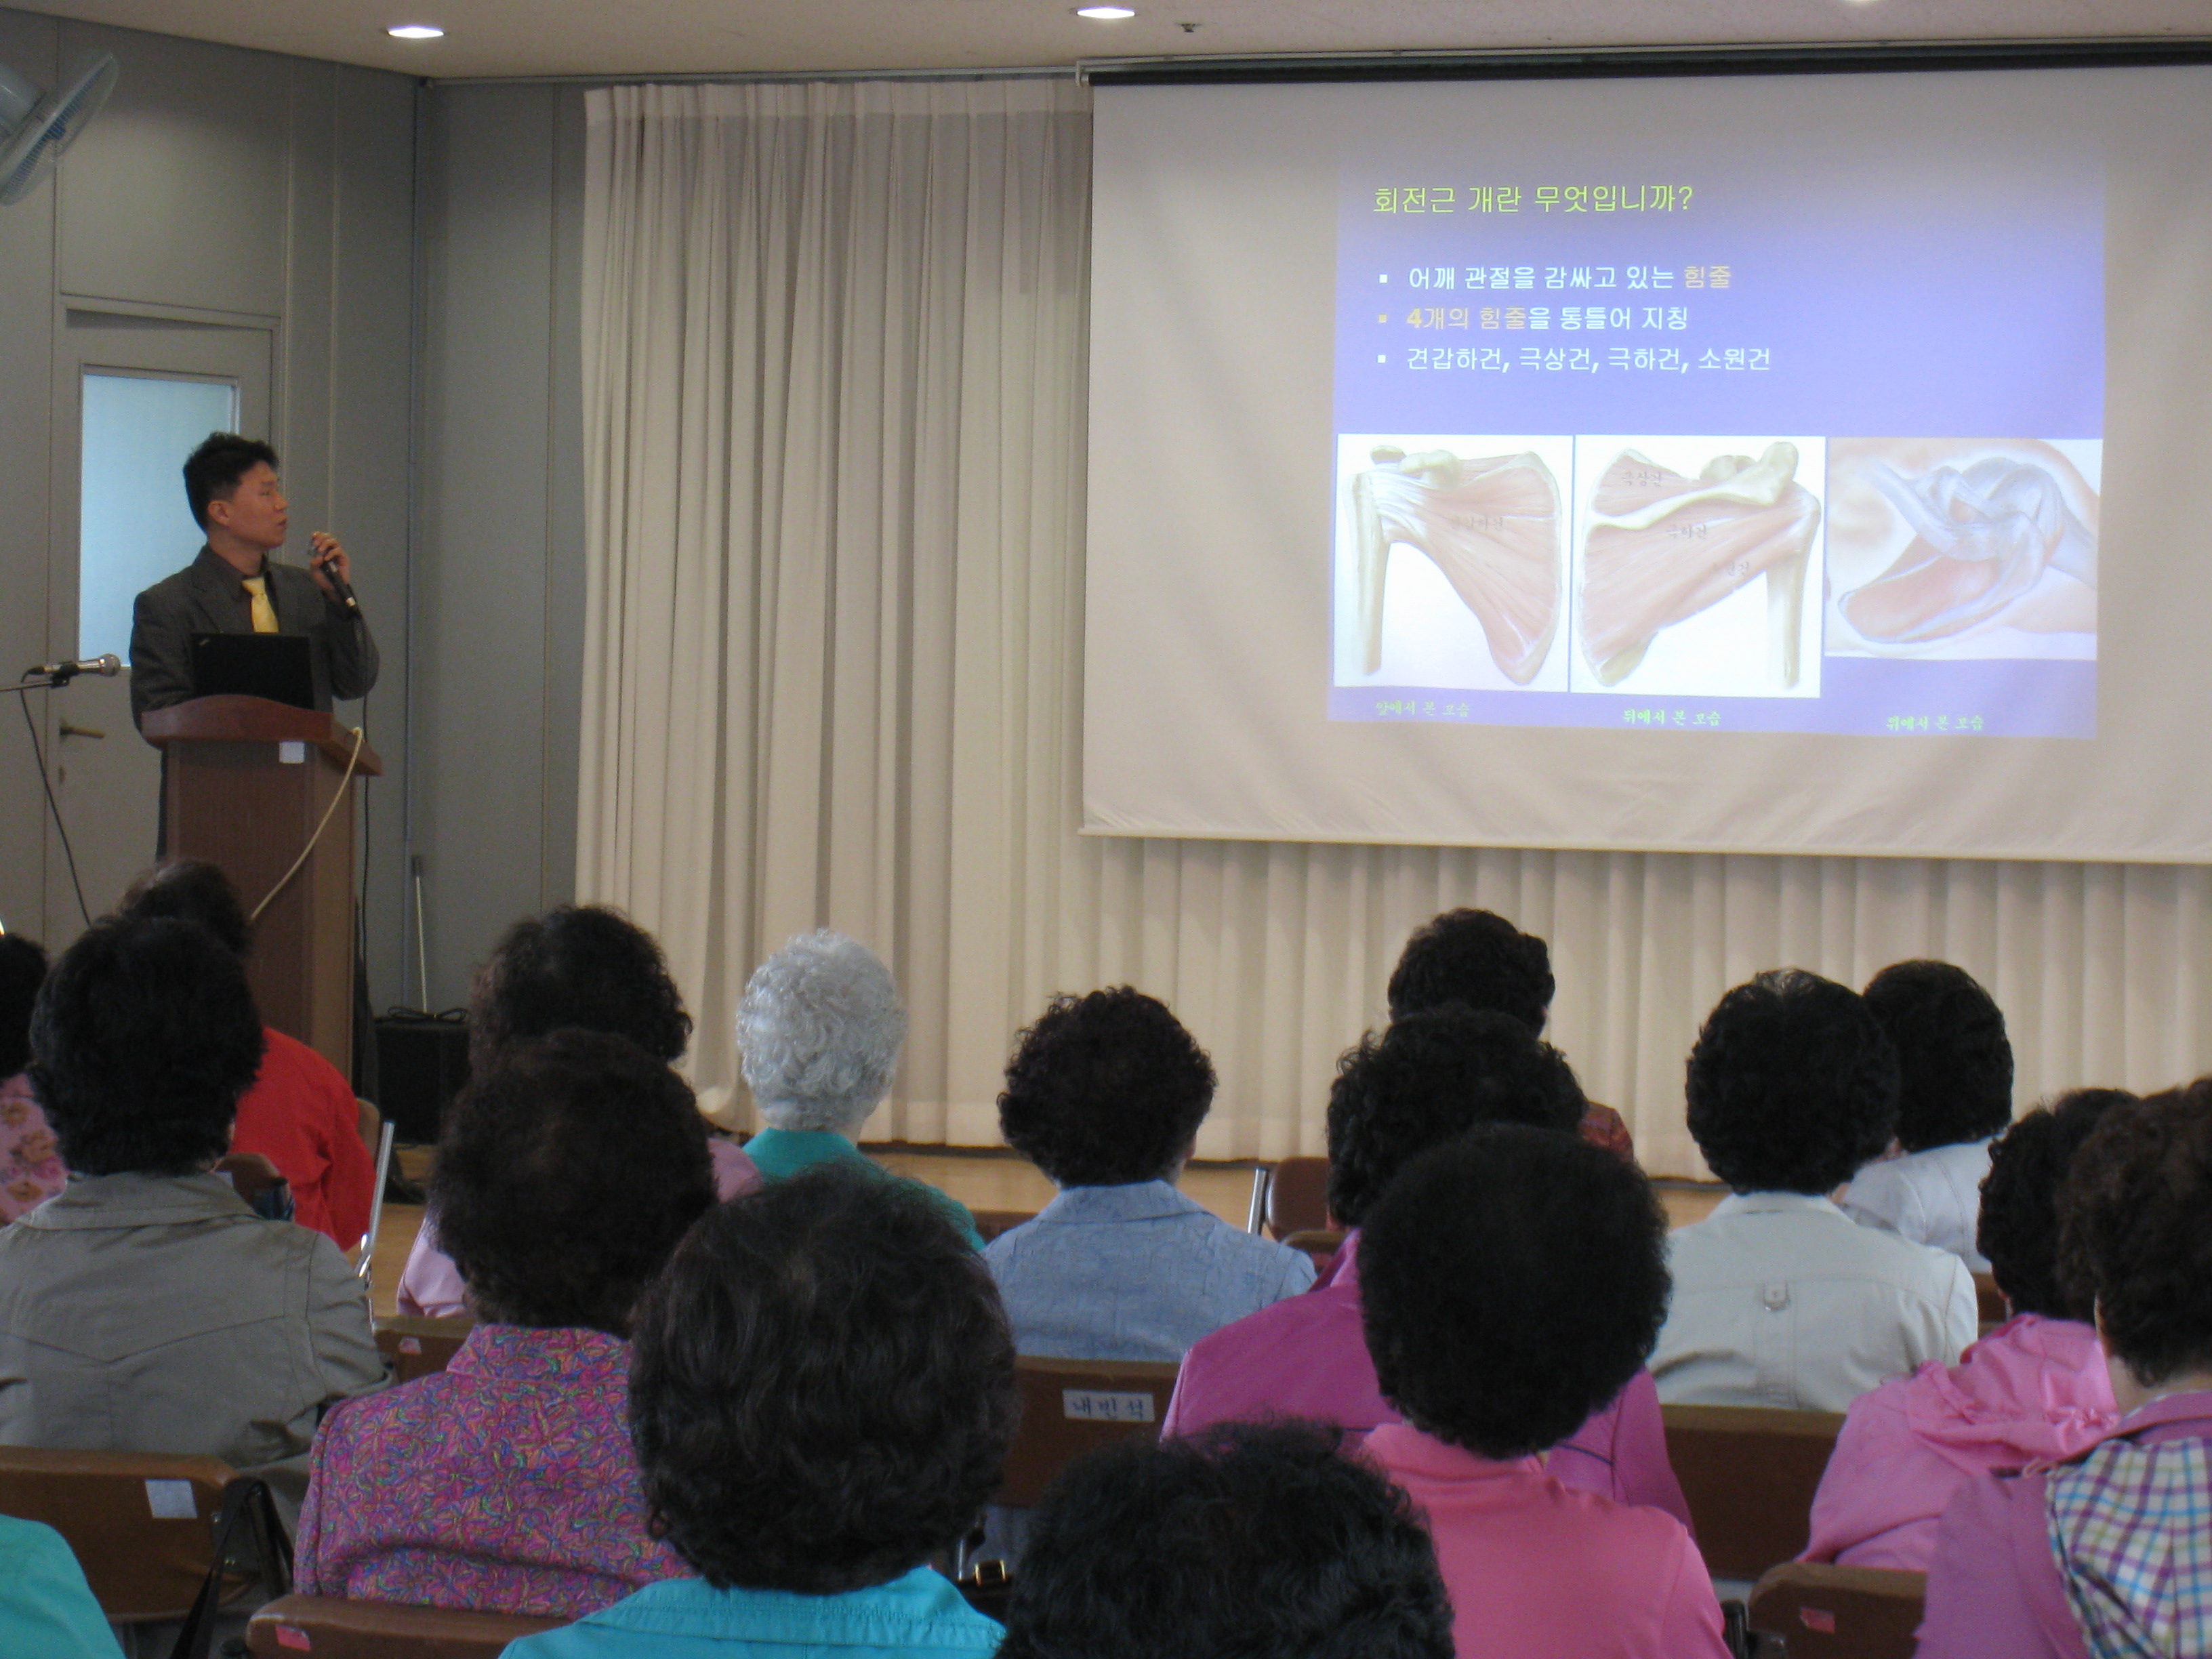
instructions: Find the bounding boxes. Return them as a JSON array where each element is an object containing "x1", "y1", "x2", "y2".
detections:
[
  {"x1": 387, "y1": 24, "x2": 444, "y2": 39},
  {"x1": 1076, "y1": 6, "x2": 1137, "y2": 18}
]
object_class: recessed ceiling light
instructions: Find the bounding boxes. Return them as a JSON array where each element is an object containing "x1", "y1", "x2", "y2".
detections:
[
  {"x1": 387, "y1": 24, "x2": 445, "y2": 39},
  {"x1": 1076, "y1": 5, "x2": 1138, "y2": 17}
]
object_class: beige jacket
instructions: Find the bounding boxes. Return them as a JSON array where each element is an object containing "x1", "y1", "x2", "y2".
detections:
[{"x1": 0, "y1": 1172, "x2": 388, "y2": 1521}]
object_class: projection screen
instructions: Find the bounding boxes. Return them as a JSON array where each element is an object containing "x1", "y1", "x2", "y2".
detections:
[{"x1": 1082, "y1": 66, "x2": 2212, "y2": 861}]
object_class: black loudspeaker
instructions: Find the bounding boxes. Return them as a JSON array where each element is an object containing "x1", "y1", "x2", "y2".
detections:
[{"x1": 373, "y1": 1013, "x2": 470, "y2": 1143}]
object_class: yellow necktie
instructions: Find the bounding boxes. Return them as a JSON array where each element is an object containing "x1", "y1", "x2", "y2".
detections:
[{"x1": 241, "y1": 575, "x2": 278, "y2": 634}]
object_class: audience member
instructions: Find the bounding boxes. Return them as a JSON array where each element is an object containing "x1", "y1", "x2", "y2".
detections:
[
  {"x1": 397, "y1": 904, "x2": 757, "y2": 1317},
  {"x1": 0, "y1": 1515, "x2": 122, "y2": 1658},
  {"x1": 506, "y1": 1166, "x2": 1014, "y2": 1659},
  {"x1": 996, "y1": 1421, "x2": 1455, "y2": 1659},
  {"x1": 0, "y1": 917, "x2": 384, "y2": 1521},
  {"x1": 1165, "y1": 1007, "x2": 1689, "y2": 1525},
  {"x1": 1653, "y1": 969, "x2": 1977, "y2": 1409},
  {"x1": 298, "y1": 1031, "x2": 713, "y2": 1614},
  {"x1": 1839, "y1": 959, "x2": 2015, "y2": 1269},
  {"x1": 735, "y1": 929, "x2": 980, "y2": 1247},
  {"x1": 1361, "y1": 1126, "x2": 1729, "y2": 1658},
  {"x1": 1388, "y1": 905, "x2": 1634, "y2": 1156},
  {"x1": 1920, "y1": 1082, "x2": 2212, "y2": 1659},
  {"x1": 1804, "y1": 1089, "x2": 2129, "y2": 1570},
  {"x1": 0, "y1": 933, "x2": 61, "y2": 1223},
  {"x1": 986, "y1": 987, "x2": 1311, "y2": 1361},
  {"x1": 117, "y1": 861, "x2": 375, "y2": 1249}
]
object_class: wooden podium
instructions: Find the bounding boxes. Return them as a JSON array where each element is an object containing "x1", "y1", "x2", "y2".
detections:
[{"x1": 141, "y1": 696, "x2": 382, "y2": 1078}]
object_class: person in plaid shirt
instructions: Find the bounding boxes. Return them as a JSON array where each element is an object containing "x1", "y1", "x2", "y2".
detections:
[{"x1": 1919, "y1": 1082, "x2": 2212, "y2": 1659}]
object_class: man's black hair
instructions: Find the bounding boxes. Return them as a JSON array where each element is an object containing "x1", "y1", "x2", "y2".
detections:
[
  {"x1": 29, "y1": 917, "x2": 264, "y2": 1176},
  {"x1": 183, "y1": 432, "x2": 279, "y2": 531},
  {"x1": 470, "y1": 905, "x2": 692, "y2": 1071},
  {"x1": 998, "y1": 987, "x2": 1216, "y2": 1187},
  {"x1": 1361, "y1": 1124, "x2": 1671, "y2": 1460},
  {"x1": 432, "y1": 1029, "x2": 715, "y2": 1334},
  {"x1": 1861, "y1": 960, "x2": 2014, "y2": 1152},
  {"x1": 117, "y1": 860, "x2": 251, "y2": 958},
  {"x1": 1685, "y1": 968, "x2": 1899, "y2": 1194},
  {"x1": 0, "y1": 933, "x2": 48, "y2": 1080},
  {"x1": 1387, "y1": 907, "x2": 1555, "y2": 1033},
  {"x1": 997, "y1": 1421, "x2": 1456, "y2": 1659},
  {"x1": 1326, "y1": 1004, "x2": 1586, "y2": 1227},
  {"x1": 628, "y1": 1164, "x2": 1017, "y2": 1593},
  {"x1": 1978, "y1": 1088, "x2": 2134, "y2": 1320}
]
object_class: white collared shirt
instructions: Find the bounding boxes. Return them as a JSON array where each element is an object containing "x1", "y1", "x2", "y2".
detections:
[
  {"x1": 1837, "y1": 1139, "x2": 1995, "y2": 1272},
  {"x1": 1653, "y1": 1191, "x2": 1978, "y2": 1412}
]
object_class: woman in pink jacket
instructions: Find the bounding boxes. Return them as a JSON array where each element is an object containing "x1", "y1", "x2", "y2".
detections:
[{"x1": 1803, "y1": 1088, "x2": 2131, "y2": 1571}]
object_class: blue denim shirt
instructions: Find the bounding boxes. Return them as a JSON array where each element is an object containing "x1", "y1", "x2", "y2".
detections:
[
  {"x1": 504, "y1": 1567, "x2": 1002, "y2": 1659},
  {"x1": 983, "y1": 1180, "x2": 1315, "y2": 1362}
]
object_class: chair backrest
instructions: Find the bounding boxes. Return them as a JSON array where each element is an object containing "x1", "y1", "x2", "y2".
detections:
[
  {"x1": 0, "y1": 1445, "x2": 237, "y2": 1620},
  {"x1": 217, "y1": 1151, "x2": 289, "y2": 1208},
  {"x1": 1660, "y1": 1404, "x2": 1845, "y2": 1580},
  {"x1": 971, "y1": 1208, "x2": 1035, "y2": 1244},
  {"x1": 996, "y1": 1355, "x2": 1182, "y2": 1509},
  {"x1": 247, "y1": 1593, "x2": 563, "y2": 1658},
  {"x1": 374, "y1": 1315, "x2": 475, "y2": 1385},
  {"x1": 1279, "y1": 1228, "x2": 1346, "y2": 1274},
  {"x1": 1971, "y1": 1271, "x2": 2007, "y2": 1327},
  {"x1": 1747, "y1": 1562, "x2": 1927, "y2": 1659},
  {"x1": 1264, "y1": 1155, "x2": 1331, "y2": 1240}
]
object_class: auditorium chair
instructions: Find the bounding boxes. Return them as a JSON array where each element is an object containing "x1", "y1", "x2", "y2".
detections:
[
  {"x1": 995, "y1": 1354, "x2": 1182, "y2": 1507},
  {"x1": 1746, "y1": 1562, "x2": 1927, "y2": 1659},
  {"x1": 0, "y1": 1446, "x2": 268, "y2": 1624},
  {"x1": 1971, "y1": 1271, "x2": 2007, "y2": 1328},
  {"x1": 1260, "y1": 1155, "x2": 1332, "y2": 1240},
  {"x1": 247, "y1": 1593, "x2": 563, "y2": 1658},
  {"x1": 970, "y1": 1208, "x2": 1035, "y2": 1244},
  {"x1": 1659, "y1": 1404, "x2": 1846, "y2": 1580},
  {"x1": 374, "y1": 1314, "x2": 475, "y2": 1385},
  {"x1": 1280, "y1": 1227, "x2": 1347, "y2": 1274}
]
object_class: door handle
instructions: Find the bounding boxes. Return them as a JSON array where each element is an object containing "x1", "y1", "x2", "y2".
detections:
[{"x1": 58, "y1": 722, "x2": 105, "y2": 740}]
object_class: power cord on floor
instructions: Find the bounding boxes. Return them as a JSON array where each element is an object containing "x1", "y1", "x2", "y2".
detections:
[{"x1": 8, "y1": 678, "x2": 92, "y2": 928}]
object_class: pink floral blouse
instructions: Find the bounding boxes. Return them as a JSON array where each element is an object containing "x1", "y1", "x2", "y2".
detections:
[
  {"x1": 295, "y1": 1324, "x2": 690, "y2": 1616},
  {"x1": 0, "y1": 1073, "x2": 66, "y2": 1224}
]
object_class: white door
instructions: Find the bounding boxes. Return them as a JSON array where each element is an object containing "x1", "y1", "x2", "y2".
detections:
[{"x1": 40, "y1": 308, "x2": 273, "y2": 944}]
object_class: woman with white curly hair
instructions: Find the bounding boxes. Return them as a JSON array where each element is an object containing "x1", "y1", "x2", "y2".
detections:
[{"x1": 737, "y1": 930, "x2": 981, "y2": 1248}]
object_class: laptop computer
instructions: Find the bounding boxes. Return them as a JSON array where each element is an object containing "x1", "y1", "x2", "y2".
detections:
[{"x1": 188, "y1": 634, "x2": 315, "y2": 711}]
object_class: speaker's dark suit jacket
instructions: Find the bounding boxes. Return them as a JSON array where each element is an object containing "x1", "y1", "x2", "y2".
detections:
[{"x1": 129, "y1": 545, "x2": 380, "y2": 731}]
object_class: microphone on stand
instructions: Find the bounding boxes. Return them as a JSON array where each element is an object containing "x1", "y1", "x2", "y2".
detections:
[{"x1": 24, "y1": 653, "x2": 121, "y2": 684}]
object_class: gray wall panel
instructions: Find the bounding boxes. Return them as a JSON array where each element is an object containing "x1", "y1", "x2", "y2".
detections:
[{"x1": 0, "y1": 9, "x2": 58, "y2": 939}]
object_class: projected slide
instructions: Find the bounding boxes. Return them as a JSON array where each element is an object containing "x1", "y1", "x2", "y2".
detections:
[{"x1": 1328, "y1": 158, "x2": 2102, "y2": 737}]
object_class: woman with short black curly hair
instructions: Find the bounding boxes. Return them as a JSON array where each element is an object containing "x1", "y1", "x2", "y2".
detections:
[
  {"x1": 1359, "y1": 1126, "x2": 1730, "y2": 1658},
  {"x1": 986, "y1": 986, "x2": 1313, "y2": 1362},
  {"x1": 298, "y1": 1031, "x2": 712, "y2": 1616},
  {"x1": 1921, "y1": 1082, "x2": 2212, "y2": 1659},
  {"x1": 1653, "y1": 968, "x2": 1978, "y2": 1410},
  {"x1": 1839, "y1": 959, "x2": 2017, "y2": 1270},
  {"x1": 1806, "y1": 1088, "x2": 2130, "y2": 1572},
  {"x1": 503, "y1": 1165, "x2": 1015, "y2": 1659},
  {"x1": 397, "y1": 905, "x2": 758, "y2": 1319}
]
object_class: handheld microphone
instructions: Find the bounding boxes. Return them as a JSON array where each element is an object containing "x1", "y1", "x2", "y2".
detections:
[
  {"x1": 25, "y1": 653, "x2": 121, "y2": 683},
  {"x1": 310, "y1": 541, "x2": 363, "y2": 619}
]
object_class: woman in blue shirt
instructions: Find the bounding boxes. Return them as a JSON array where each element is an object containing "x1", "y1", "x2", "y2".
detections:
[{"x1": 506, "y1": 1164, "x2": 1015, "y2": 1659}]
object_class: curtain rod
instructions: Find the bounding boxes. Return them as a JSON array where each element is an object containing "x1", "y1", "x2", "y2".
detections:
[
  {"x1": 428, "y1": 64, "x2": 1080, "y2": 89},
  {"x1": 1080, "y1": 36, "x2": 2212, "y2": 84}
]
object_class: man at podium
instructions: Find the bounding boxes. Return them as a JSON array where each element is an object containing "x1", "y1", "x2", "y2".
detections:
[{"x1": 128, "y1": 432, "x2": 380, "y2": 729}]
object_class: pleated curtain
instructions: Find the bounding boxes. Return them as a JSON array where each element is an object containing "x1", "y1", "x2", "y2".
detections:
[{"x1": 579, "y1": 79, "x2": 2212, "y2": 1179}]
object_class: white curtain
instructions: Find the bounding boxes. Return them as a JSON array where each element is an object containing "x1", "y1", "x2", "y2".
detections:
[{"x1": 580, "y1": 79, "x2": 2212, "y2": 1179}]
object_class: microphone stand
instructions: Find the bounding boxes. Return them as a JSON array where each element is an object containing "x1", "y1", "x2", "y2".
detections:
[{"x1": 8, "y1": 671, "x2": 96, "y2": 925}]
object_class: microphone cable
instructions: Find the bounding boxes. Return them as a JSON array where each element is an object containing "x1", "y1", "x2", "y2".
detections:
[{"x1": 6, "y1": 677, "x2": 94, "y2": 928}]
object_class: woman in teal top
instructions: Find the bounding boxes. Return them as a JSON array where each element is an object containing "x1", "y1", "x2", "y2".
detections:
[
  {"x1": 735, "y1": 930, "x2": 981, "y2": 1249},
  {"x1": 506, "y1": 1165, "x2": 1015, "y2": 1659},
  {"x1": 0, "y1": 1517, "x2": 123, "y2": 1658}
]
